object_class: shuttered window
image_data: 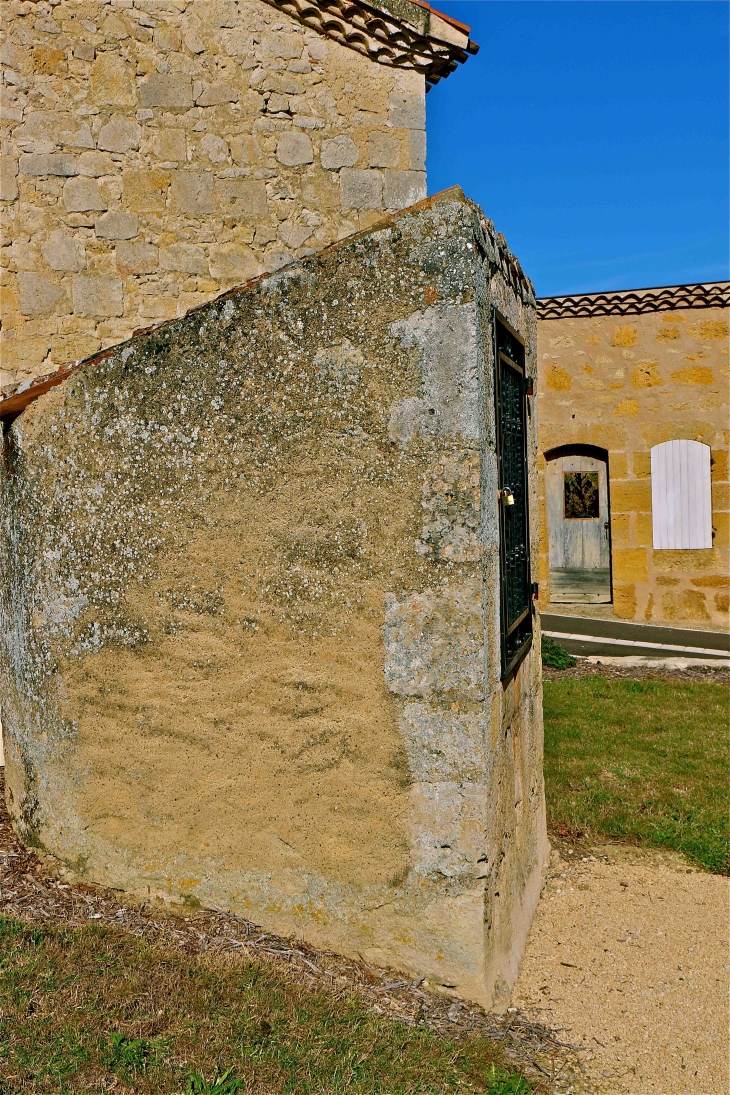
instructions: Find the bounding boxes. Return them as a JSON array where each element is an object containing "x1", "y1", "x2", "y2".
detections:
[
  {"x1": 650, "y1": 439, "x2": 712, "y2": 549},
  {"x1": 494, "y1": 317, "x2": 532, "y2": 678}
]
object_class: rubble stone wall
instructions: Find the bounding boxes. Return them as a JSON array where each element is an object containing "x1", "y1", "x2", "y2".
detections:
[
  {"x1": 1, "y1": 0, "x2": 428, "y2": 389},
  {"x1": 0, "y1": 190, "x2": 547, "y2": 1008},
  {"x1": 537, "y1": 305, "x2": 729, "y2": 626}
]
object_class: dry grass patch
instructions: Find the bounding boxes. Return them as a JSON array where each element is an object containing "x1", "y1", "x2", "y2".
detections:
[{"x1": 0, "y1": 916, "x2": 537, "y2": 1094}]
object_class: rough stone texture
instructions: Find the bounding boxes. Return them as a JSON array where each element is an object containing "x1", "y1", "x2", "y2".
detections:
[
  {"x1": 322, "y1": 135, "x2": 359, "y2": 170},
  {"x1": 537, "y1": 306, "x2": 729, "y2": 627},
  {"x1": 0, "y1": 0, "x2": 430, "y2": 389},
  {"x1": 94, "y1": 211, "x2": 139, "y2": 241},
  {"x1": 369, "y1": 133, "x2": 401, "y2": 168},
  {"x1": 340, "y1": 167, "x2": 383, "y2": 210},
  {"x1": 71, "y1": 274, "x2": 124, "y2": 318},
  {"x1": 384, "y1": 169, "x2": 426, "y2": 211},
  {"x1": 0, "y1": 156, "x2": 19, "y2": 202},
  {"x1": 97, "y1": 116, "x2": 143, "y2": 155},
  {"x1": 275, "y1": 131, "x2": 314, "y2": 167},
  {"x1": 62, "y1": 177, "x2": 107, "y2": 213},
  {"x1": 17, "y1": 271, "x2": 65, "y2": 315},
  {"x1": 19, "y1": 152, "x2": 77, "y2": 177},
  {"x1": 0, "y1": 190, "x2": 547, "y2": 1010},
  {"x1": 41, "y1": 232, "x2": 86, "y2": 273},
  {"x1": 115, "y1": 241, "x2": 159, "y2": 275}
]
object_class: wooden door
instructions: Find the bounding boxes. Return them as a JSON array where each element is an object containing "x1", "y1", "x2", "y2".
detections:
[{"x1": 547, "y1": 453, "x2": 611, "y2": 603}]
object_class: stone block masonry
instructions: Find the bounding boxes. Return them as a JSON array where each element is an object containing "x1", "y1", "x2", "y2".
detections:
[
  {"x1": 536, "y1": 290, "x2": 729, "y2": 627},
  {"x1": 0, "y1": 189, "x2": 548, "y2": 1009},
  {"x1": 0, "y1": 0, "x2": 438, "y2": 389}
]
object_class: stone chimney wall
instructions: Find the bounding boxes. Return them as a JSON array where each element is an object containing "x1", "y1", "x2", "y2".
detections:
[{"x1": 0, "y1": 0, "x2": 428, "y2": 389}]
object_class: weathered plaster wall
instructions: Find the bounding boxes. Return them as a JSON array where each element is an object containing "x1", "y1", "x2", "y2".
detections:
[
  {"x1": 537, "y1": 307, "x2": 729, "y2": 626},
  {"x1": 1, "y1": 189, "x2": 547, "y2": 1008},
  {"x1": 0, "y1": 0, "x2": 427, "y2": 389}
]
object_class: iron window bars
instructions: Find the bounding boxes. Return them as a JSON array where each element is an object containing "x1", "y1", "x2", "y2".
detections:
[{"x1": 494, "y1": 315, "x2": 533, "y2": 679}]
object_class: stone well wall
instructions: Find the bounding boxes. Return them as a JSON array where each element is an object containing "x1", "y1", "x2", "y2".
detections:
[
  {"x1": 0, "y1": 189, "x2": 548, "y2": 1008},
  {"x1": 537, "y1": 300, "x2": 729, "y2": 626},
  {"x1": 1, "y1": 0, "x2": 429, "y2": 389}
]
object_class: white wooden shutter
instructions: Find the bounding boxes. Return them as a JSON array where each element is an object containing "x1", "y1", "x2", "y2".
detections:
[{"x1": 651, "y1": 440, "x2": 712, "y2": 549}]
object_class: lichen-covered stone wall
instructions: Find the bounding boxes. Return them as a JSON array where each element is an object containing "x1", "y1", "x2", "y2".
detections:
[
  {"x1": 0, "y1": 189, "x2": 547, "y2": 1008},
  {"x1": 537, "y1": 307, "x2": 729, "y2": 625},
  {"x1": 1, "y1": 0, "x2": 427, "y2": 389}
]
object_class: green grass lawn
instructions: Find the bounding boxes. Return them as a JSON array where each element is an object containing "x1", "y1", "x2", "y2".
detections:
[
  {"x1": 0, "y1": 917, "x2": 532, "y2": 1095},
  {"x1": 543, "y1": 675, "x2": 730, "y2": 874}
]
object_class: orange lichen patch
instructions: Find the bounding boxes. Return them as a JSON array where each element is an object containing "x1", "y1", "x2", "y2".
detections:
[
  {"x1": 656, "y1": 326, "x2": 682, "y2": 342},
  {"x1": 423, "y1": 285, "x2": 438, "y2": 304},
  {"x1": 691, "y1": 575, "x2": 730, "y2": 587},
  {"x1": 545, "y1": 363, "x2": 571, "y2": 391},
  {"x1": 631, "y1": 361, "x2": 663, "y2": 388},
  {"x1": 613, "y1": 398, "x2": 639, "y2": 417},
  {"x1": 670, "y1": 366, "x2": 714, "y2": 386},
  {"x1": 661, "y1": 589, "x2": 710, "y2": 621},
  {"x1": 610, "y1": 326, "x2": 637, "y2": 348},
  {"x1": 33, "y1": 46, "x2": 67, "y2": 75},
  {"x1": 583, "y1": 364, "x2": 594, "y2": 374},
  {"x1": 686, "y1": 320, "x2": 729, "y2": 341}
]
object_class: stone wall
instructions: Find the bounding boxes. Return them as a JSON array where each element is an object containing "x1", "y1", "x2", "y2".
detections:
[
  {"x1": 0, "y1": 189, "x2": 547, "y2": 1009},
  {"x1": 0, "y1": 0, "x2": 429, "y2": 389},
  {"x1": 537, "y1": 302, "x2": 729, "y2": 626}
]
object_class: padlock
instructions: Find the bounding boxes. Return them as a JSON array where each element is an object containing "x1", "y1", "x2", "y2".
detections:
[{"x1": 499, "y1": 488, "x2": 515, "y2": 506}]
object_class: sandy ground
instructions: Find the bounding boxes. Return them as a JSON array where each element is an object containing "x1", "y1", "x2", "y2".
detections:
[{"x1": 512, "y1": 842, "x2": 730, "y2": 1095}]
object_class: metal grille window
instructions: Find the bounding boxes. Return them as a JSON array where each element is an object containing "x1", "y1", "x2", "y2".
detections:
[{"x1": 494, "y1": 317, "x2": 533, "y2": 678}]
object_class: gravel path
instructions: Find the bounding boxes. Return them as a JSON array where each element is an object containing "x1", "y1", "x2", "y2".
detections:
[{"x1": 512, "y1": 842, "x2": 730, "y2": 1094}]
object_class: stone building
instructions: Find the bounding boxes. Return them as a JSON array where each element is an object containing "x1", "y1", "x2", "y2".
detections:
[
  {"x1": 536, "y1": 282, "x2": 729, "y2": 628},
  {"x1": 0, "y1": 190, "x2": 548, "y2": 1009},
  {"x1": 0, "y1": 0, "x2": 475, "y2": 389}
]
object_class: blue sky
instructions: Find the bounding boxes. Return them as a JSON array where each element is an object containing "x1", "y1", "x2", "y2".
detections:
[{"x1": 426, "y1": 1, "x2": 729, "y2": 297}]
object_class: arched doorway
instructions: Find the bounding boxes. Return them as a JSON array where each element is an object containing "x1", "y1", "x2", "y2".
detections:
[{"x1": 545, "y1": 445, "x2": 611, "y2": 603}]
